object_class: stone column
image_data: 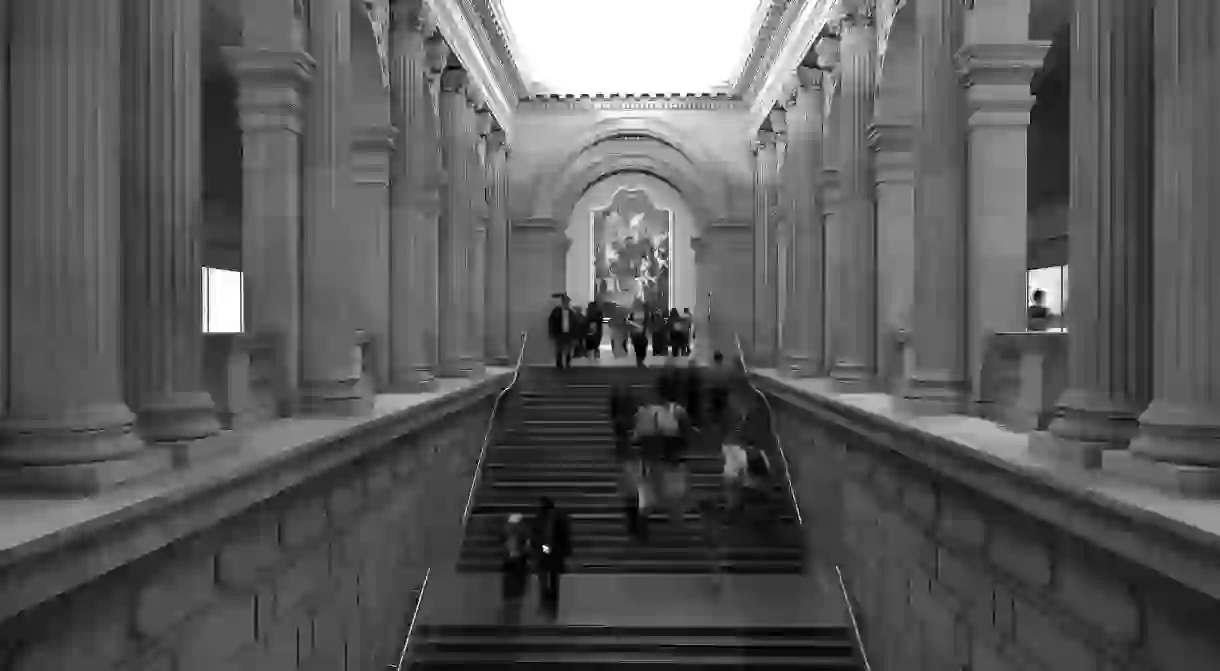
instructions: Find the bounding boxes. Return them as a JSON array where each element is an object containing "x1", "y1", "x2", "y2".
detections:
[
  {"x1": 1119, "y1": 0, "x2": 1220, "y2": 493},
  {"x1": 387, "y1": 0, "x2": 438, "y2": 391},
  {"x1": 0, "y1": 0, "x2": 8, "y2": 414},
  {"x1": 831, "y1": 6, "x2": 879, "y2": 390},
  {"x1": 769, "y1": 108, "x2": 789, "y2": 363},
  {"x1": 225, "y1": 49, "x2": 314, "y2": 416},
  {"x1": 468, "y1": 104, "x2": 492, "y2": 367},
  {"x1": 753, "y1": 131, "x2": 779, "y2": 366},
  {"x1": 119, "y1": 0, "x2": 219, "y2": 442},
  {"x1": 777, "y1": 92, "x2": 801, "y2": 374},
  {"x1": 0, "y1": 0, "x2": 167, "y2": 491},
  {"x1": 350, "y1": 124, "x2": 395, "y2": 388},
  {"x1": 871, "y1": 123, "x2": 915, "y2": 392},
  {"x1": 904, "y1": 0, "x2": 968, "y2": 414},
  {"x1": 437, "y1": 66, "x2": 476, "y2": 376},
  {"x1": 301, "y1": 0, "x2": 370, "y2": 415},
  {"x1": 790, "y1": 66, "x2": 827, "y2": 378},
  {"x1": 821, "y1": 73, "x2": 844, "y2": 369},
  {"x1": 1035, "y1": 0, "x2": 1155, "y2": 466},
  {"x1": 486, "y1": 128, "x2": 511, "y2": 364}
]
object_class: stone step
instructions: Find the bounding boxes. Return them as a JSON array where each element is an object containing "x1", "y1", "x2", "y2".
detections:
[
  {"x1": 414, "y1": 630, "x2": 852, "y2": 657},
  {"x1": 454, "y1": 558, "x2": 805, "y2": 574}
]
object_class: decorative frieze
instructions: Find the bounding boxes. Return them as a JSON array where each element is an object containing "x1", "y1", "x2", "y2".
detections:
[{"x1": 519, "y1": 93, "x2": 749, "y2": 112}]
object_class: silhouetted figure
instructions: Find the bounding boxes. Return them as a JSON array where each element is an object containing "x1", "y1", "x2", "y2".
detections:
[
  {"x1": 499, "y1": 513, "x2": 531, "y2": 624},
  {"x1": 610, "y1": 381, "x2": 642, "y2": 537},
  {"x1": 1028, "y1": 289, "x2": 1051, "y2": 331},
  {"x1": 547, "y1": 295, "x2": 576, "y2": 368},
  {"x1": 585, "y1": 301, "x2": 604, "y2": 359},
  {"x1": 708, "y1": 351, "x2": 731, "y2": 431},
  {"x1": 628, "y1": 307, "x2": 649, "y2": 367},
  {"x1": 530, "y1": 497, "x2": 573, "y2": 617}
]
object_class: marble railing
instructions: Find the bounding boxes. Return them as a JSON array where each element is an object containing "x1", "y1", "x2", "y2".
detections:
[
  {"x1": 755, "y1": 373, "x2": 1220, "y2": 671},
  {"x1": 0, "y1": 374, "x2": 509, "y2": 671}
]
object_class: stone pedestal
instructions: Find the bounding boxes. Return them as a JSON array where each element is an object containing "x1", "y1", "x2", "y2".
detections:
[
  {"x1": 225, "y1": 48, "x2": 314, "y2": 417},
  {"x1": 300, "y1": 0, "x2": 371, "y2": 416},
  {"x1": 1040, "y1": 0, "x2": 1155, "y2": 467},
  {"x1": 350, "y1": 124, "x2": 395, "y2": 389},
  {"x1": 871, "y1": 123, "x2": 914, "y2": 390},
  {"x1": 120, "y1": 0, "x2": 219, "y2": 443},
  {"x1": 0, "y1": 0, "x2": 168, "y2": 492},
  {"x1": 904, "y1": 0, "x2": 969, "y2": 414},
  {"x1": 831, "y1": 10, "x2": 879, "y2": 391},
  {"x1": 959, "y1": 41, "x2": 1049, "y2": 413},
  {"x1": 388, "y1": 7, "x2": 439, "y2": 391},
  {"x1": 1121, "y1": 0, "x2": 1220, "y2": 495}
]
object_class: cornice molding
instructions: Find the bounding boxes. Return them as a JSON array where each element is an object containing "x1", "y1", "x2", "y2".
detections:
[
  {"x1": 747, "y1": 0, "x2": 842, "y2": 138},
  {"x1": 465, "y1": 0, "x2": 530, "y2": 97},
  {"x1": 736, "y1": 0, "x2": 792, "y2": 95},
  {"x1": 424, "y1": 0, "x2": 516, "y2": 142},
  {"x1": 520, "y1": 93, "x2": 749, "y2": 112},
  {"x1": 955, "y1": 41, "x2": 1051, "y2": 88}
]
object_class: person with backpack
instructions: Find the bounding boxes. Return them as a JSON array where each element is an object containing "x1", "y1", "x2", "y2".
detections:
[
  {"x1": 631, "y1": 377, "x2": 693, "y2": 535},
  {"x1": 530, "y1": 496, "x2": 573, "y2": 618},
  {"x1": 610, "y1": 381, "x2": 643, "y2": 537}
]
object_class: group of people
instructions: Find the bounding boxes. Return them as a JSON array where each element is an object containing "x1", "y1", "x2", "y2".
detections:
[
  {"x1": 498, "y1": 496, "x2": 574, "y2": 622},
  {"x1": 547, "y1": 294, "x2": 697, "y2": 369},
  {"x1": 610, "y1": 353, "x2": 772, "y2": 541}
]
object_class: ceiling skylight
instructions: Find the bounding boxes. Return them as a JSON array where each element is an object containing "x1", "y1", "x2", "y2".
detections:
[{"x1": 498, "y1": 0, "x2": 764, "y2": 95}]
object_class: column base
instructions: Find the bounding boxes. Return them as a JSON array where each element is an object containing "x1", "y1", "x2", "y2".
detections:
[
  {"x1": 1103, "y1": 451, "x2": 1220, "y2": 498},
  {"x1": 1027, "y1": 430, "x2": 1106, "y2": 469},
  {"x1": 135, "y1": 391, "x2": 221, "y2": 443},
  {"x1": 780, "y1": 353, "x2": 820, "y2": 379},
  {"x1": 1046, "y1": 390, "x2": 1142, "y2": 451},
  {"x1": 162, "y1": 431, "x2": 241, "y2": 470},
  {"x1": 388, "y1": 367, "x2": 439, "y2": 393},
  {"x1": 900, "y1": 373, "x2": 968, "y2": 416},
  {"x1": 1128, "y1": 400, "x2": 1220, "y2": 465},
  {"x1": 0, "y1": 403, "x2": 145, "y2": 464},
  {"x1": 0, "y1": 448, "x2": 171, "y2": 496},
  {"x1": 298, "y1": 378, "x2": 374, "y2": 417},
  {"x1": 439, "y1": 357, "x2": 484, "y2": 379},
  {"x1": 830, "y1": 361, "x2": 877, "y2": 393}
]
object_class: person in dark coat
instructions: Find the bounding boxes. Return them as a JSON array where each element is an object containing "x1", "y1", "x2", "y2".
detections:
[
  {"x1": 530, "y1": 497, "x2": 573, "y2": 617},
  {"x1": 547, "y1": 295, "x2": 575, "y2": 368},
  {"x1": 610, "y1": 382, "x2": 643, "y2": 537},
  {"x1": 499, "y1": 513, "x2": 531, "y2": 624},
  {"x1": 585, "y1": 301, "x2": 604, "y2": 359}
]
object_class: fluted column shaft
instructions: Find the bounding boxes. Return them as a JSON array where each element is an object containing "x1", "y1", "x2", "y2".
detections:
[
  {"x1": 832, "y1": 11, "x2": 878, "y2": 389},
  {"x1": 871, "y1": 124, "x2": 915, "y2": 391},
  {"x1": 120, "y1": 0, "x2": 218, "y2": 442},
  {"x1": 467, "y1": 103, "x2": 488, "y2": 367},
  {"x1": 438, "y1": 68, "x2": 476, "y2": 375},
  {"x1": 753, "y1": 132, "x2": 779, "y2": 365},
  {"x1": 486, "y1": 130, "x2": 510, "y2": 363},
  {"x1": 821, "y1": 75, "x2": 844, "y2": 368},
  {"x1": 350, "y1": 125, "x2": 394, "y2": 389},
  {"x1": 905, "y1": 0, "x2": 968, "y2": 412},
  {"x1": 1046, "y1": 0, "x2": 1154, "y2": 456},
  {"x1": 796, "y1": 69, "x2": 827, "y2": 376},
  {"x1": 388, "y1": 2, "x2": 438, "y2": 391},
  {"x1": 0, "y1": 0, "x2": 164, "y2": 491},
  {"x1": 0, "y1": 0, "x2": 9, "y2": 414},
  {"x1": 301, "y1": 0, "x2": 369, "y2": 415},
  {"x1": 1129, "y1": 0, "x2": 1220, "y2": 466}
]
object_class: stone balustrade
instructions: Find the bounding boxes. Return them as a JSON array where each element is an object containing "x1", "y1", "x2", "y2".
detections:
[
  {"x1": 756, "y1": 373, "x2": 1220, "y2": 671},
  {"x1": 0, "y1": 374, "x2": 508, "y2": 671}
]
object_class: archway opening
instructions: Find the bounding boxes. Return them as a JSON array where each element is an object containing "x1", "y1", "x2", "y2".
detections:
[{"x1": 565, "y1": 174, "x2": 698, "y2": 337}]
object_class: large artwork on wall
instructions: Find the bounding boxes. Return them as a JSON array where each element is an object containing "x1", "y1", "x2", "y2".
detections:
[{"x1": 592, "y1": 188, "x2": 671, "y2": 312}]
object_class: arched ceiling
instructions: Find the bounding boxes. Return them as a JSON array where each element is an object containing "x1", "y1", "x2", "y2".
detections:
[{"x1": 496, "y1": 0, "x2": 767, "y2": 95}]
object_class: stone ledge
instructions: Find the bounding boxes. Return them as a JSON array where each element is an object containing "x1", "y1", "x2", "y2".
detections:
[
  {"x1": 0, "y1": 371, "x2": 511, "y2": 622},
  {"x1": 751, "y1": 371, "x2": 1220, "y2": 603}
]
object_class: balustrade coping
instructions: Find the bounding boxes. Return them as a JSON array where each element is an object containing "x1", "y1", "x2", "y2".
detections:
[
  {"x1": 751, "y1": 371, "x2": 1220, "y2": 603},
  {"x1": 0, "y1": 372, "x2": 511, "y2": 622}
]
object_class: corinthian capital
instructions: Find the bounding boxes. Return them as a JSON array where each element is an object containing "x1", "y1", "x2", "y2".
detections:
[
  {"x1": 798, "y1": 66, "x2": 824, "y2": 94},
  {"x1": 488, "y1": 128, "x2": 507, "y2": 154},
  {"x1": 440, "y1": 67, "x2": 466, "y2": 93},
  {"x1": 768, "y1": 106, "x2": 788, "y2": 135},
  {"x1": 425, "y1": 34, "x2": 450, "y2": 75},
  {"x1": 476, "y1": 109, "x2": 494, "y2": 136},
  {"x1": 841, "y1": 0, "x2": 876, "y2": 28},
  {"x1": 390, "y1": 0, "x2": 425, "y2": 31}
]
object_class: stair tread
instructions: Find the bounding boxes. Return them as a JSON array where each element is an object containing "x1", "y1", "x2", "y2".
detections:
[{"x1": 413, "y1": 651, "x2": 859, "y2": 665}]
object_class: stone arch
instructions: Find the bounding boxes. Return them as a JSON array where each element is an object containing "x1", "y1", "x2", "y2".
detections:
[
  {"x1": 534, "y1": 138, "x2": 721, "y2": 234},
  {"x1": 556, "y1": 117, "x2": 710, "y2": 170},
  {"x1": 351, "y1": 0, "x2": 389, "y2": 129},
  {"x1": 875, "y1": 0, "x2": 917, "y2": 124}
]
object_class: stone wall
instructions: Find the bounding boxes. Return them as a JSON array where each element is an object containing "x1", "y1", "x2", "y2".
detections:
[
  {"x1": 757, "y1": 375, "x2": 1220, "y2": 671},
  {"x1": 0, "y1": 381, "x2": 503, "y2": 671}
]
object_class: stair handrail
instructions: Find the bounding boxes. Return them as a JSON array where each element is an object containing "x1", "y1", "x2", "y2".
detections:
[
  {"x1": 732, "y1": 332, "x2": 803, "y2": 526},
  {"x1": 836, "y1": 565, "x2": 873, "y2": 671},
  {"x1": 462, "y1": 330, "x2": 529, "y2": 527},
  {"x1": 390, "y1": 567, "x2": 431, "y2": 671}
]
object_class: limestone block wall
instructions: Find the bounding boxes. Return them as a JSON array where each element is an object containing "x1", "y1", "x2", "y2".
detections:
[
  {"x1": 758, "y1": 376, "x2": 1220, "y2": 671},
  {"x1": 0, "y1": 382, "x2": 502, "y2": 671}
]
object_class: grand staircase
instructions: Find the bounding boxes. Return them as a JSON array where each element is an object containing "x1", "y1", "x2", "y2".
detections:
[
  {"x1": 410, "y1": 623, "x2": 862, "y2": 669},
  {"x1": 456, "y1": 366, "x2": 805, "y2": 574}
]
